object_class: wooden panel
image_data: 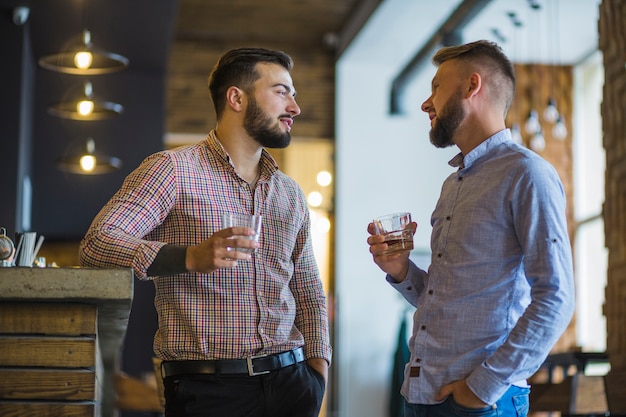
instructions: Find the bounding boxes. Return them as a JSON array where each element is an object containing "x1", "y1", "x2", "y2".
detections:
[
  {"x1": 529, "y1": 377, "x2": 573, "y2": 413},
  {"x1": 0, "y1": 401, "x2": 95, "y2": 417},
  {"x1": 0, "y1": 303, "x2": 96, "y2": 336},
  {"x1": 0, "y1": 336, "x2": 96, "y2": 367},
  {"x1": 599, "y1": 0, "x2": 626, "y2": 374},
  {"x1": 574, "y1": 375, "x2": 608, "y2": 414},
  {"x1": 605, "y1": 371, "x2": 626, "y2": 414},
  {"x1": 530, "y1": 374, "x2": 612, "y2": 415},
  {"x1": 166, "y1": 40, "x2": 336, "y2": 139},
  {"x1": 175, "y1": 0, "x2": 357, "y2": 45},
  {"x1": 0, "y1": 368, "x2": 95, "y2": 401}
]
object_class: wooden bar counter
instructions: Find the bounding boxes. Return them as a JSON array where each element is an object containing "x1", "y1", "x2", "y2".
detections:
[{"x1": 0, "y1": 267, "x2": 133, "y2": 417}]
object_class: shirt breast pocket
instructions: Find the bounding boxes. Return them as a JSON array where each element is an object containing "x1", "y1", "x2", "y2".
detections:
[{"x1": 261, "y1": 215, "x2": 303, "y2": 269}]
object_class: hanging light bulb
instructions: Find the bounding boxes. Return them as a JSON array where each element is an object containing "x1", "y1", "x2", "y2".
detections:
[
  {"x1": 79, "y1": 139, "x2": 97, "y2": 172},
  {"x1": 77, "y1": 99, "x2": 95, "y2": 116},
  {"x1": 524, "y1": 110, "x2": 540, "y2": 135},
  {"x1": 552, "y1": 115, "x2": 568, "y2": 140},
  {"x1": 39, "y1": 29, "x2": 128, "y2": 75},
  {"x1": 511, "y1": 123, "x2": 523, "y2": 145},
  {"x1": 58, "y1": 138, "x2": 122, "y2": 175},
  {"x1": 543, "y1": 97, "x2": 559, "y2": 123},
  {"x1": 74, "y1": 50, "x2": 93, "y2": 70},
  {"x1": 80, "y1": 156, "x2": 97, "y2": 173},
  {"x1": 48, "y1": 81, "x2": 123, "y2": 120},
  {"x1": 76, "y1": 81, "x2": 95, "y2": 116},
  {"x1": 529, "y1": 129, "x2": 546, "y2": 152},
  {"x1": 73, "y1": 31, "x2": 94, "y2": 69}
]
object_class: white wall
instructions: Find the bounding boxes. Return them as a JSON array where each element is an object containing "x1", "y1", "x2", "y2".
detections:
[
  {"x1": 334, "y1": 2, "x2": 458, "y2": 414},
  {"x1": 572, "y1": 51, "x2": 606, "y2": 353},
  {"x1": 334, "y1": 61, "x2": 456, "y2": 417}
]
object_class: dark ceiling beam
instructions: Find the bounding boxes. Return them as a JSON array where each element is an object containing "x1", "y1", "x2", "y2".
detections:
[
  {"x1": 333, "y1": 0, "x2": 384, "y2": 59},
  {"x1": 174, "y1": 30, "x2": 333, "y2": 48},
  {"x1": 389, "y1": 0, "x2": 493, "y2": 114}
]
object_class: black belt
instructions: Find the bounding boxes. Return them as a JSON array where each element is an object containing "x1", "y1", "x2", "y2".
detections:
[{"x1": 162, "y1": 347, "x2": 305, "y2": 377}]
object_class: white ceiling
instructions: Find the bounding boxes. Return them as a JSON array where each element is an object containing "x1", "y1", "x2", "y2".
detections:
[
  {"x1": 463, "y1": 0, "x2": 600, "y2": 65},
  {"x1": 345, "y1": 0, "x2": 600, "y2": 66}
]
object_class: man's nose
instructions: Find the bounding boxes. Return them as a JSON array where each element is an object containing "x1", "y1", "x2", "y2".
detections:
[
  {"x1": 421, "y1": 96, "x2": 432, "y2": 113},
  {"x1": 288, "y1": 97, "x2": 301, "y2": 116}
]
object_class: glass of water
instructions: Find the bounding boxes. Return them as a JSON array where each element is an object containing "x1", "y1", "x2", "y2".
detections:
[{"x1": 221, "y1": 213, "x2": 262, "y2": 254}]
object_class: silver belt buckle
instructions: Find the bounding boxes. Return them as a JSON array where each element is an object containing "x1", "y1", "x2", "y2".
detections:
[{"x1": 246, "y1": 353, "x2": 270, "y2": 376}]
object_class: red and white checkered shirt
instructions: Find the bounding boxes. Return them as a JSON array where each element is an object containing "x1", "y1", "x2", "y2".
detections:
[{"x1": 80, "y1": 131, "x2": 332, "y2": 363}]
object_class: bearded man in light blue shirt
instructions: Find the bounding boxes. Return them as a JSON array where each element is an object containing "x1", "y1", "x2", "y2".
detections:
[{"x1": 367, "y1": 40, "x2": 575, "y2": 417}]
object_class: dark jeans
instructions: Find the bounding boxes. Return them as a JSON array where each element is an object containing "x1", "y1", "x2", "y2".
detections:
[
  {"x1": 163, "y1": 361, "x2": 325, "y2": 417},
  {"x1": 404, "y1": 385, "x2": 530, "y2": 417}
]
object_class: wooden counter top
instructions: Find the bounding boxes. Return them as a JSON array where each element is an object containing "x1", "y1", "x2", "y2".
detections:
[{"x1": 0, "y1": 267, "x2": 134, "y2": 417}]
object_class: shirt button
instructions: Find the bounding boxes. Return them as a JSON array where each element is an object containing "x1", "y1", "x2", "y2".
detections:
[
  {"x1": 428, "y1": 290, "x2": 433, "y2": 295},
  {"x1": 421, "y1": 325, "x2": 426, "y2": 330},
  {"x1": 415, "y1": 358, "x2": 421, "y2": 363},
  {"x1": 446, "y1": 216, "x2": 451, "y2": 221},
  {"x1": 437, "y1": 253, "x2": 442, "y2": 258},
  {"x1": 407, "y1": 286, "x2": 413, "y2": 291}
]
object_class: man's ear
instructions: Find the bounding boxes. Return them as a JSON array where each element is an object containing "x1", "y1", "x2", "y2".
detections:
[
  {"x1": 466, "y1": 73, "x2": 482, "y2": 98},
  {"x1": 226, "y1": 86, "x2": 245, "y2": 111}
]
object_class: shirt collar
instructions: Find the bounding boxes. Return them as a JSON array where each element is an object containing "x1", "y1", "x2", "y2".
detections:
[
  {"x1": 206, "y1": 130, "x2": 279, "y2": 180},
  {"x1": 448, "y1": 129, "x2": 512, "y2": 170}
]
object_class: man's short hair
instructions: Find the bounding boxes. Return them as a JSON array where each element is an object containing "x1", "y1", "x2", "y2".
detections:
[
  {"x1": 208, "y1": 48, "x2": 293, "y2": 119},
  {"x1": 433, "y1": 40, "x2": 516, "y2": 113}
]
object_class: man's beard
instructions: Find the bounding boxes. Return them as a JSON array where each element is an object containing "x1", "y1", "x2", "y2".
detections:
[
  {"x1": 243, "y1": 97, "x2": 292, "y2": 149},
  {"x1": 429, "y1": 90, "x2": 465, "y2": 149}
]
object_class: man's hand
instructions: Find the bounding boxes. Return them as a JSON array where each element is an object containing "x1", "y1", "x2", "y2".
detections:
[
  {"x1": 436, "y1": 379, "x2": 489, "y2": 409},
  {"x1": 366, "y1": 221, "x2": 417, "y2": 282},
  {"x1": 306, "y1": 358, "x2": 329, "y2": 383},
  {"x1": 186, "y1": 226, "x2": 259, "y2": 274}
]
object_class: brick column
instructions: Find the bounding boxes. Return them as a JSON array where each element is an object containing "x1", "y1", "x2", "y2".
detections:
[
  {"x1": 598, "y1": 0, "x2": 626, "y2": 413},
  {"x1": 599, "y1": 0, "x2": 626, "y2": 372}
]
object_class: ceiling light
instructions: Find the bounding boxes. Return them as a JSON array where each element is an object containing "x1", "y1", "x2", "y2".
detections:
[
  {"x1": 39, "y1": 29, "x2": 128, "y2": 75},
  {"x1": 307, "y1": 191, "x2": 323, "y2": 208},
  {"x1": 524, "y1": 110, "x2": 540, "y2": 135},
  {"x1": 314, "y1": 216, "x2": 331, "y2": 234},
  {"x1": 57, "y1": 138, "x2": 122, "y2": 175},
  {"x1": 543, "y1": 97, "x2": 559, "y2": 123},
  {"x1": 48, "y1": 81, "x2": 123, "y2": 120},
  {"x1": 527, "y1": 0, "x2": 541, "y2": 11},
  {"x1": 552, "y1": 116, "x2": 567, "y2": 140},
  {"x1": 506, "y1": 11, "x2": 523, "y2": 28},
  {"x1": 316, "y1": 171, "x2": 333, "y2": 187},
  {"x1": 511, "y1": 123, "x2": 523, "y2": 145},
  {"x1": 529, "y1": 129, "x2": 546, "y2": 152}
]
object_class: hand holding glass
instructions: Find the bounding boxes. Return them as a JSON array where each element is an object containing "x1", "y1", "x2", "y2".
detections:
[
  {"x1": 221, "y1": 213, "x2": 262, "y2": 254},
  {"x1": 372, "y1": 212, "x2": 414, "y2": 255}
]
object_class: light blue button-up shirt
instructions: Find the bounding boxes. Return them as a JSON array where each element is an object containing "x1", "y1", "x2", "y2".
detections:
[{"x1": 390, "y1": 129, "x2": 575, "y2": 405}]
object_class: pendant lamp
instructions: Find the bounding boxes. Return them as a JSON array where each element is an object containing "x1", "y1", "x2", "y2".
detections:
[
  {"x1": 57, "y1": 138, "x2": 122, "y2": 175},
  {"x1": 39, "y1": 29, "x2": 128, "y2": 75},
  {"x1": 48, "y1": 81, "x2": 123, "y2": 120}
]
